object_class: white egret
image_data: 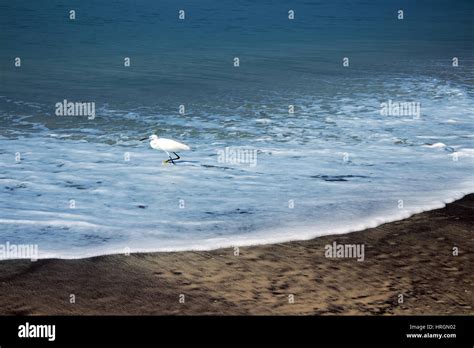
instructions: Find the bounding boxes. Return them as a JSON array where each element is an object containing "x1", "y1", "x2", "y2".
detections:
[{"x1": 140, "y1": 134, "x2": 190, "y2": 164}]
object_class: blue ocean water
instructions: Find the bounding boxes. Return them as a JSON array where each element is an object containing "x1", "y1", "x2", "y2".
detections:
[{"x1": 0, "y1": 0, "x2": 473, "y2": 258}]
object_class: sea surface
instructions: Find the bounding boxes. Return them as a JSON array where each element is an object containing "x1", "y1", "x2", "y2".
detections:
[{"x1": 1, "y1": 0, "x2": 473, "y2": 258}]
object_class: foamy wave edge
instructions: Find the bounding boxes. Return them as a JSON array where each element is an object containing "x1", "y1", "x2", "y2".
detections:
[{"x1": 3, "y1": 189, "x2": 472, "y2": 261}]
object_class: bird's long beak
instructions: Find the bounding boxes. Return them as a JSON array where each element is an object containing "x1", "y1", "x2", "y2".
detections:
[{"x1": 139, "y1": 137, "x2": 148, "y2": 141}]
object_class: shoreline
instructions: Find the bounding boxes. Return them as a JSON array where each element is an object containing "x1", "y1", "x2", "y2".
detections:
[
  {"x1": 0, "y1": 194, "x2": 472, "y2": 315},
  {"x1": 4, "y1": 191, "x2": 473, "y2": 261}
]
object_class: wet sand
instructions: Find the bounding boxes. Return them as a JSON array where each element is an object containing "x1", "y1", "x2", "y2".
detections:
[{"x1": 0, "y1": 194, "x2": 472, "y2": 315}]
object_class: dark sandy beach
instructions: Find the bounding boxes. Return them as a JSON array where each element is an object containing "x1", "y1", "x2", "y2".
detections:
[{"x1": 0, "y1": 194, "x2": 472, "y2": 315}]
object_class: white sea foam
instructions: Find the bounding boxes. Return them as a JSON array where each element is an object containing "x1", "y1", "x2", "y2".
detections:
[
  {"x1": 22, "y1": 189, "x2": 473, "y2": 260},
  {"x1": 423, "y1": 142, "x2": 447, "y2": 148}
]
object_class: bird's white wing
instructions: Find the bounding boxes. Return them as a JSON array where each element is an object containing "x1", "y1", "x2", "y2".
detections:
[{"x1": 158, "y1": 138, "x2": 190, "y2": 152}]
